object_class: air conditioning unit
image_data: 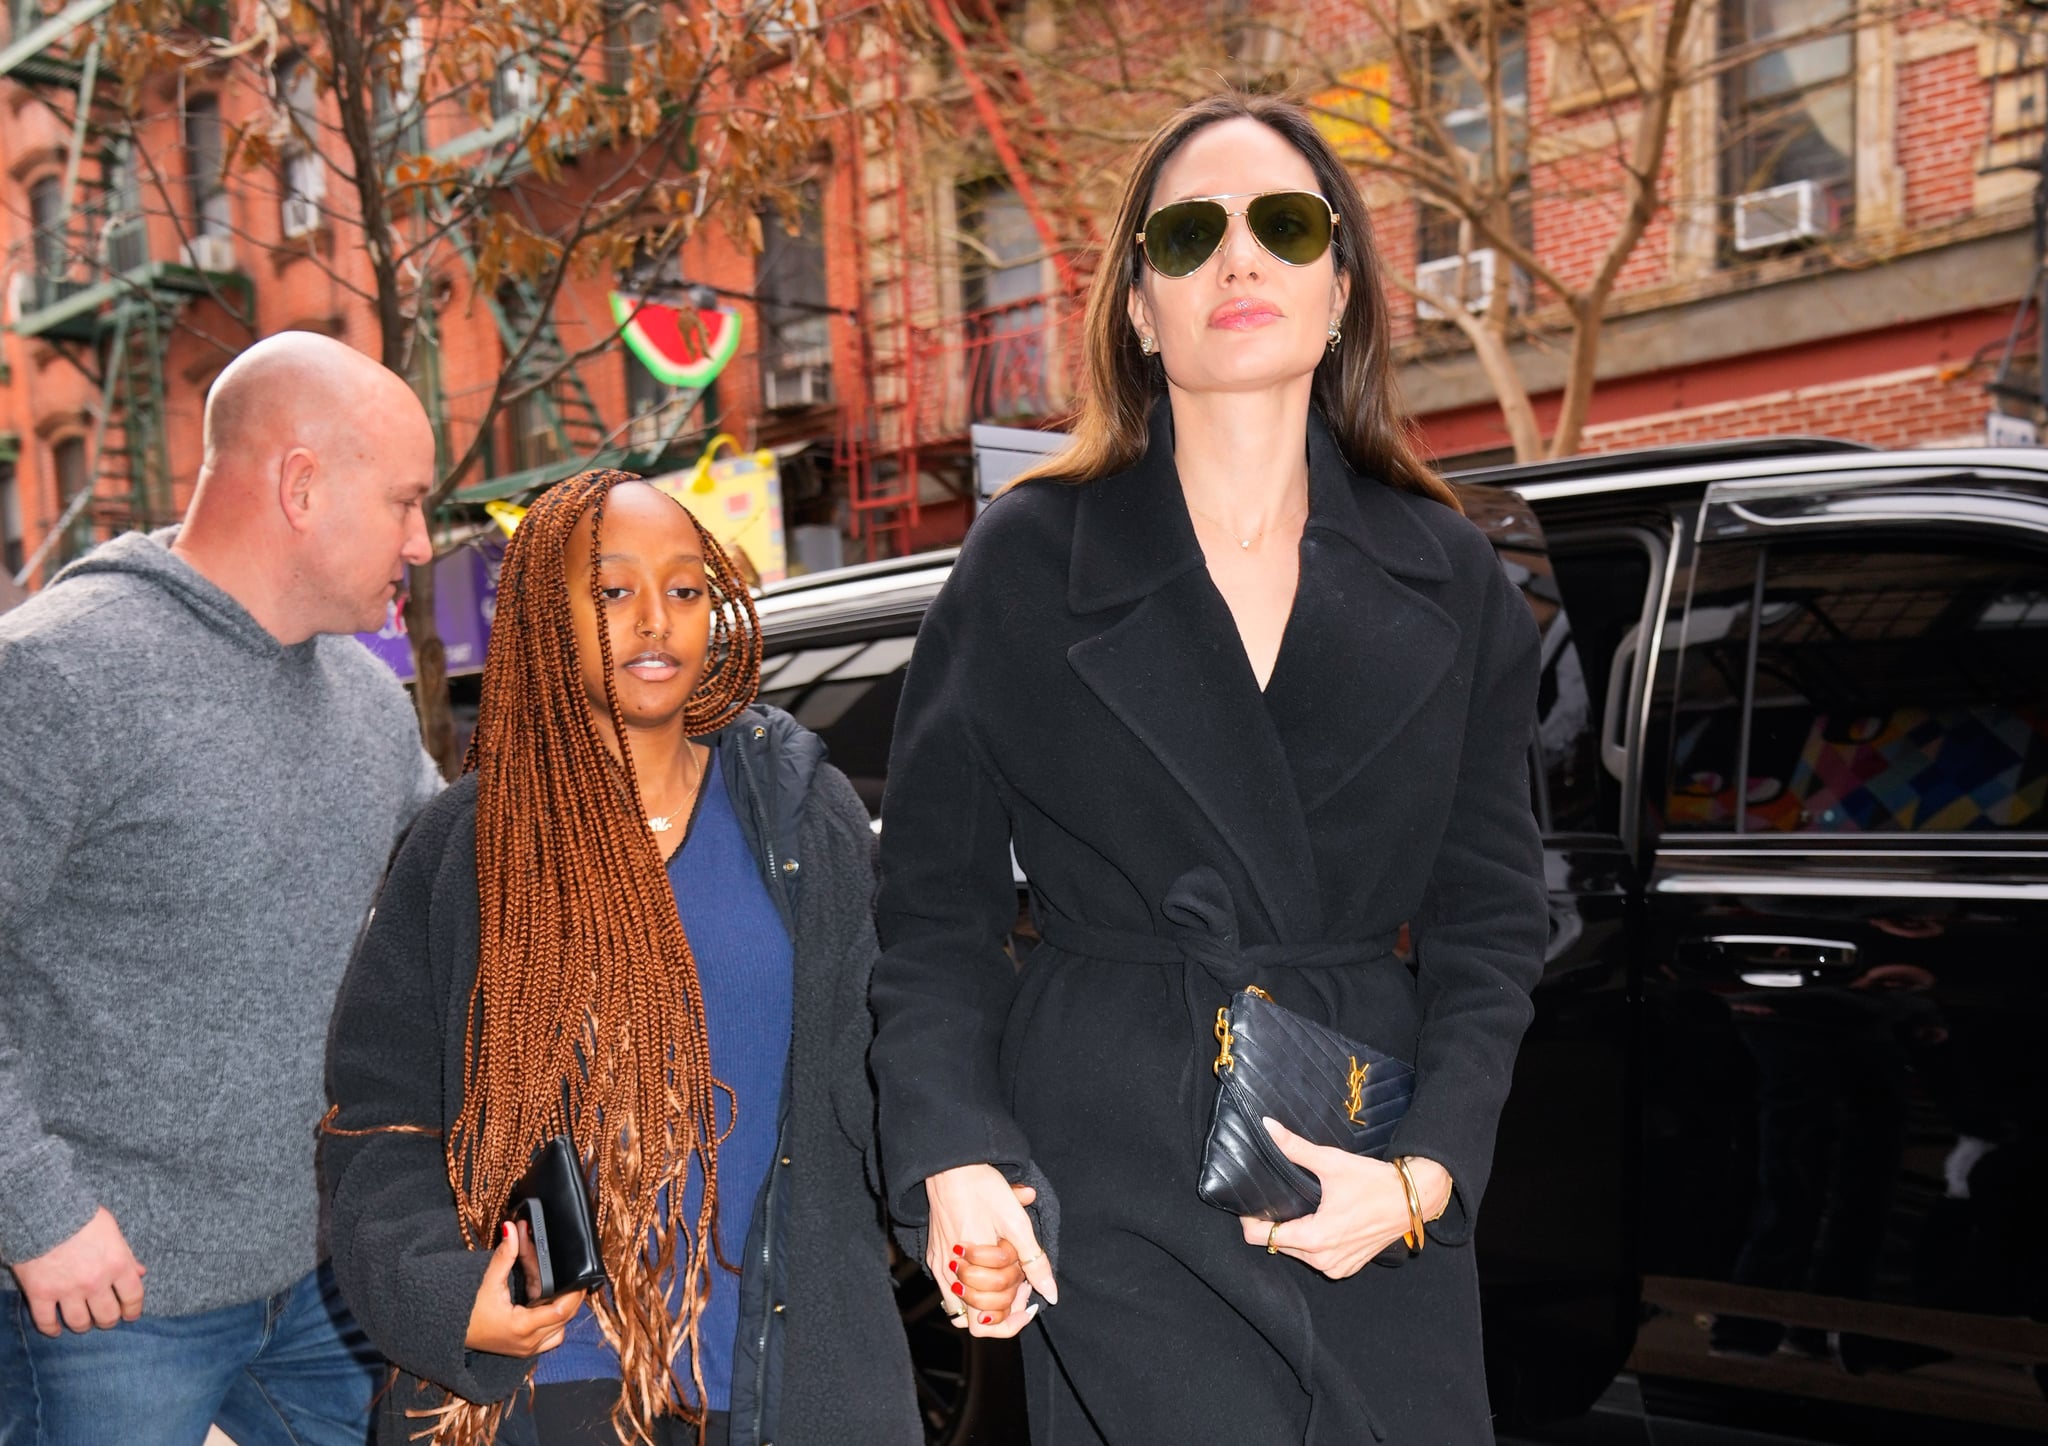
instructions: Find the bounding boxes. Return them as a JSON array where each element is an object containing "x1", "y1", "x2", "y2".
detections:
[
  {"x1": 101, "y1": 215, "x2": 148, "y2": 274},
  {"x1": 1415, "y1": 249, "x2": 1526, "y2": 321},
  {"x1": 1733, "y1": 179, "x2": 1834, "y2": 252},
  {"x1": 763, "y1": 363, "x2": 833, "y2": 411},
  {"x1": 282, "y1": 194, "x2": 321, "y2": 239},
  {"x1": 183, "y1": 233, "x2": 236, "y2": 273}
]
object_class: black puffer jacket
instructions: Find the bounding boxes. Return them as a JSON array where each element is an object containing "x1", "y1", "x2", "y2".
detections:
[{"x1": 322, "y1": 705, "x2": 919, "y2": 1446}]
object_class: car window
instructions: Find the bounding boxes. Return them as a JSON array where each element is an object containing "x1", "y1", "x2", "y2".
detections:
[
  {"x1": 1547, "y1": 540, "x2": 1656, "y2": 836},
  {"x1": 759, "y1": 632, "x2": 918, "y2": 815},
  {"x1": 1464, "y1": 487, "x2": 1606, "y2": 835},
  {"x1": 1665, "y1": 536, "x2": 2048, "y2": 834}
]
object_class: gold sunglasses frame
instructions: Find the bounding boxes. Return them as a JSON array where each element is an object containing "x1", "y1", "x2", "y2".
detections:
[{"x1": 1134, "y1": 190, "x2": 1341, "y2": 277}]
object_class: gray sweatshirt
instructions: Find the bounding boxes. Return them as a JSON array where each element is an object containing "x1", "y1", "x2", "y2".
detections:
[{"x1": 0, "y1": 531, "x2": 441, "y2": 1315}]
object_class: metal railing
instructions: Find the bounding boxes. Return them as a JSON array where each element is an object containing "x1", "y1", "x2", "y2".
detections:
[{"x1": 905, "y1": 290, "x2": 1081, "y2": 446}]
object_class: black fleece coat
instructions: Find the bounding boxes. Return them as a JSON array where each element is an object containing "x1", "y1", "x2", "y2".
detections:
[
  {"x1": 870, "y1": 406, "x2": 1549, "y2": 1445},
  {"x1": 322, "y1": 706, "x2": 919, "y2": 1446}
]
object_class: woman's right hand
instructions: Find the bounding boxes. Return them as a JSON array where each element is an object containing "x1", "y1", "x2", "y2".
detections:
[
  {"x1": 464, "y1": 1220, "x2": 587, "y2": 1356},
  {"x1": 924, "y1": 1163, "x2": 1059, "y2": 1339}
]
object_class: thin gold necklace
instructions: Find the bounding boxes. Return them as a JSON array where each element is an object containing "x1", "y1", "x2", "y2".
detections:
[
  {"x1": 645, "y1": 744, "x2": 704, "y2": 834},
  {"x1": 1184, "y1": 494, "x2": 1308, "y2": 551}
]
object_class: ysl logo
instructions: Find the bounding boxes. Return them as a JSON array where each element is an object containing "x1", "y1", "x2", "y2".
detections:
[{"x1": 1345, "y1": 1055, "x2": 1370, "y2": 1125}]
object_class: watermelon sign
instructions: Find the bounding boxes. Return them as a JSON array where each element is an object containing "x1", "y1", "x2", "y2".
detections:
[{"x1": 611, "y1": 292, "x2": 742, "y2": 390}]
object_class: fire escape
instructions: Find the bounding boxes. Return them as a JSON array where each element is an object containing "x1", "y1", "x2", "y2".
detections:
[
  {"x1": 2, "y1": 0, "x2": 245, "y2": 590},
  {"x1": 839, "y1": 0, "x2": 1089, "y2": 558}
]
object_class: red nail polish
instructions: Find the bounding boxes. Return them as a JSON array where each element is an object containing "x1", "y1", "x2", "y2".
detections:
[
  {"x1": 947, "y1": 1261, "x2": 958, "y2": 1273},
  {"x1": 981, "y1": 1314, "x2": 992, "y2": 1324},
  {"x1": 951, "y1": 1281, "x2": 964, "y2": 1296},
  {"x1": 951, "y1": 1244, "x2": 964, "y2": 1256}
]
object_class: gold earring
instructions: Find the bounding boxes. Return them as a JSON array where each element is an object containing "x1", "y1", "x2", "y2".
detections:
[
  {"x1": 1326, "y1": 321, "x2": 1342, "y2": 352},
  {"x1": 1139, "y1": 333, "x2": 1158, "y2": 356}
]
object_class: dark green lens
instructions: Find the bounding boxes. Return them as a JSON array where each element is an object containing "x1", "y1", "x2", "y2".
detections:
[
  {"x1": 1246, "y1": 192, "x2": 1333, "y2": 266},
  {"x1": 1143, "y1": 200, "x2": 1228, "y2": 278}
]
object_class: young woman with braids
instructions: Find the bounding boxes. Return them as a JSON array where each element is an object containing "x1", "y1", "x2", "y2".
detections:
[{"x1": 321, "y1": 472, "x2": 985, "y2": 1445}]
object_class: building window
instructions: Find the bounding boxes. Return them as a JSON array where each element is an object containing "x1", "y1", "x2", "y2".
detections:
[
  {"x1": 277, "y1": 55, "x2": 326, "y2": 237},
  {"x1": 1723, "y1": 0, "x2": 1854, "y2": 245},
  {"x1": 102, "y1": 141, "x2": 147, "y2": 273},
  {"x1": 1, "y1": 463, "x2": 22, "y2": 579},
  {"x1": 958, "y1": 180, "x2": 1048, "y2": 421},
  {"x1": 625, "y1": 348, "x2": 715, "y2": 455},
  {"x1": 603, "y1": 0, "x2": 660, "y2": 86},
  {"x1": 374, "y1": 15, "x2": 426, "y2": 134},
  {"x1": 757, "y1": 185, "x2": 833, "y2": 411},
  {"x1": 51, "y1": 436, "x2": 92, "y2": 566},
  {"x1": 493, "y1": 55, "x2": 539, "y2": 118},
  {"x1": 27, "y1": 175, "x2": 67, "y2": 307},
  {"x1": 1417, "y1": 19, "x2": 1531, "y2": 270},
  {"x1": 185, "y1": 96, "x2": 231, "y2": 239},
  {"x1": 504, "y1": 389, "x2": 562, "y2": 476}
]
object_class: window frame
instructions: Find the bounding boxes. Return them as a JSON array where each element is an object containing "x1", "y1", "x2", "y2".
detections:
[
  {"x1": 50, "y1": 435, "x2": 93, "y2": 566},
  {"x1": 1414, "y1": 11, "x2": 1532, "y2": 268},
  {"x1": 276, "y1": 53, "x2": 327, "y2": 238},
  {"x1": 1719, "y1": 0, "x2": 1857, "y2": 235},
  {"x1": 1661, "y1": 513, "x2": 2048, "y2": 844},
  {"x1": 184, "y1": 95, "x2": 232, "y2": 239},
  {"x1": 1, "y1": 462, "x2": 22, "y2": 579}
]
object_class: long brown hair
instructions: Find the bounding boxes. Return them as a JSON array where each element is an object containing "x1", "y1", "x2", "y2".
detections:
[
  {"x1": 1017, "y1": 92, "x2": 1458, "y2": 511},
  {"x1": 435, "y1": 470, "x2": 761, "y2": 1446}
]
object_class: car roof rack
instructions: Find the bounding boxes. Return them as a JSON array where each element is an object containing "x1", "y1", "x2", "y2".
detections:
[{"x1": 1446, "y1": 435, "x2": 1875, "y2": 489}]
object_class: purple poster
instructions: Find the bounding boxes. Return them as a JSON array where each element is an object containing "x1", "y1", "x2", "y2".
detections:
[{"x1": 355, "y1": 537, "x2": 504, "y2": 684}]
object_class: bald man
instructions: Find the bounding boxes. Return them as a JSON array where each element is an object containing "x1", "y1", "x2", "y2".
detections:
[{"x1": 0, "y1": 332, "x2": 443, "y2": 1446}]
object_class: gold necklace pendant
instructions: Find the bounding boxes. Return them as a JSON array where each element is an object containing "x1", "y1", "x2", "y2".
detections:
[{"x1": 643, "y1": 745, "x2": 703, "y2": 838}]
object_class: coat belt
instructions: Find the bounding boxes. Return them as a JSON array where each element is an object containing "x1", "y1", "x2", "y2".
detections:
[{"x1": 1035, "y1": 865, "x2": 1400, "y2": 989}]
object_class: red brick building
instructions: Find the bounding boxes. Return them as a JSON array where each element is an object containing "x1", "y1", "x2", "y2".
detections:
[
  {"x1": 1278, "y1": 0, "x2": 2037, "y2": 463},
  {"x1": 3, "y1": 0, "x2": 2041, "y2": 601}
]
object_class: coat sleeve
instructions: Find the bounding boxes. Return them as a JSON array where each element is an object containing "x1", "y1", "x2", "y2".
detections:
[
  {"x1": 869, "y1": 566, "x2": 1043, "y2": 1231},
  {"x1": 1387, "y1": 551, "x2": 1549, "y2": 1246},
  {"x1": 0, "y1": 641, "x2": 102, "y2": 1265},
  {"x1": 805, "y1": 767, "x2": 887, "y2": 1191},
  {"x1": 321, "y1": 800, "x2": 534, "y2": 1404}
]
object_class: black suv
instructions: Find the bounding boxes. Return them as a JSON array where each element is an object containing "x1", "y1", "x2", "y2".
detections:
[{"x1": 754, "y1": 438, "x2": 2048, "y2": 1445}]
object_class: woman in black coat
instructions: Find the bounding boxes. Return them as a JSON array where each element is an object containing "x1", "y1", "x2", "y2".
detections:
[
  {"x1": 869, "y1": 95, "x2": 1549, "y2": 1443},
  {"x1": 323, "y1": 473, "x2": 937, "y2": 1446}
]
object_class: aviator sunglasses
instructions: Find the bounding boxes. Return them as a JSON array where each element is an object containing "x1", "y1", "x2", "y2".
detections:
[{"x1": 1136, "y1": 190, "x2": 1340, "y2": 279}]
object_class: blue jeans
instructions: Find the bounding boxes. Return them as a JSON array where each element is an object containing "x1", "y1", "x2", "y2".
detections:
[{"x1": 0, "y1": 1262, "x2": 380, "y2": 1446}]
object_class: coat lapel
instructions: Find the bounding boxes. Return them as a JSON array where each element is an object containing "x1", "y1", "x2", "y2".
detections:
[
  {"x1": 1261, "y1": 418, "x2": 1461, "y2": 814},
  {"x1": 1065, "y1": 405, "x2": 1322, "y2": 940}
]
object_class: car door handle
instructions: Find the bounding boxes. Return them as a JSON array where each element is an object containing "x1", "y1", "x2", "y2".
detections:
[{"x1": 1698, "y1": 934, "x2": 1859, "y2": 973}]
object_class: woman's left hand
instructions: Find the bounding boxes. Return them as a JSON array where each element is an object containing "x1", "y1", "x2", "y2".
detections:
[{"x1": 1236, "y1": 1118, "x2": 1453, "y2": 1279}]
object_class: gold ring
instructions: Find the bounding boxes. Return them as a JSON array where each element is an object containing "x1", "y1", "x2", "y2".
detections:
[
  {"x1": 1266, "y1": 1221, "x2": 1282, "y2": 1256},
  {"x1": 1016, "y1": 1250, "x2": 1044, "y2": 1268}
]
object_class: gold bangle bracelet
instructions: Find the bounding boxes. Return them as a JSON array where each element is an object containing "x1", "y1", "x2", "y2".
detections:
[{"x1": 1393, "y1": 1157, "x2": 1427, "y2": 1252}]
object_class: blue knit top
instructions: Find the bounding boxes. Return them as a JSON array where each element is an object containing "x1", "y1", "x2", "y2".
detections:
[{"x1": 533, "y1": 747, "x2": 795, "y2": 1405}]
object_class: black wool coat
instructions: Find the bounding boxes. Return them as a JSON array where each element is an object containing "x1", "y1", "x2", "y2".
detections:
[
  {"x1": 870, "y1": 405, "x2": 1549, "y2": 1445},
  {"x1": 322, "y1": 706, "x2": 919, "y2": 1446}
]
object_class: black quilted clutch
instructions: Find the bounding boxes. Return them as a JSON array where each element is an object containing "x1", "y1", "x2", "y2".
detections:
[{"x1": 1197, "y1": 986, "x2": 1417, "y2": 1221}]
